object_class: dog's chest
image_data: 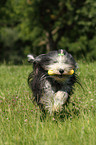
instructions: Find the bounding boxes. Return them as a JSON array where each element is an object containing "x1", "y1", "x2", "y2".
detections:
[
  {"x1": 43, "y1": 78, "x2": 71, "y2": 91},
  {"x1": 43, "y1": 80, "x2": 56, "y2": 95},
  {"x1": 42, "y1": 79, "x2": 62, "y2": 95}
]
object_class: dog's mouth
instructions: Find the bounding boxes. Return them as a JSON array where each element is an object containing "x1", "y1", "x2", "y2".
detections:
[
  {"x1": 50, "y1": 74, "x2": 69, "y2": 82},
  {"x1": 58, "y1": 74, "x2": 64, "y2": 78}
]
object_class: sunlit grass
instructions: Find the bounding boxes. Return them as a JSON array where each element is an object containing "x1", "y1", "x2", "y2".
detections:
[{"x1": 0, "y1": 62, "x2": 96, "y2": 145}]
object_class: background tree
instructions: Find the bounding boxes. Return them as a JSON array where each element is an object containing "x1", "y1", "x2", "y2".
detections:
[{"x1": 0, "y1": 0, "x2": 96, "y2": 64}]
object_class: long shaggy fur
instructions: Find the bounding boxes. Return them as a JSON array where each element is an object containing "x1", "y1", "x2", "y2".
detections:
[{"x1": 28, "y1": 49, "x2": 77, "y2": 114}]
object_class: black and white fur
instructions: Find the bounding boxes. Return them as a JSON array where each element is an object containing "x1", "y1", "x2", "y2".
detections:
[{"x1": 28, "y1": 49, "x2": 77, "y2": 114}]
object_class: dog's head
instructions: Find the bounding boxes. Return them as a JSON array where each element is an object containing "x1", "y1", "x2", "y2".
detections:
[{"x1": 28, "y1": 49, "x2": 77, "y2": 82}]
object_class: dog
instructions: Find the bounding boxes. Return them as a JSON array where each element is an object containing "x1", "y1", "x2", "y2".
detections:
[{"x1": 27, "y1": 49, "x2": 77, "y2": 114}]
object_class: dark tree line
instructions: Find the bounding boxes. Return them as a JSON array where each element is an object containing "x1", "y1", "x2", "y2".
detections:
[{"x1": 0, "y1": 0, "x2": 96, "y2": 64}]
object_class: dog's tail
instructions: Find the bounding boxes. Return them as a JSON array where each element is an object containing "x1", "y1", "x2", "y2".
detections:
[{"x1": 27, "y1": 54, "x2": 35, "y2": 63}]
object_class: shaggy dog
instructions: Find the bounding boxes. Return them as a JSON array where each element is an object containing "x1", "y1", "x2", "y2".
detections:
[{"x1": 27, "y1": 49, "x2": 77, "y2": 114}]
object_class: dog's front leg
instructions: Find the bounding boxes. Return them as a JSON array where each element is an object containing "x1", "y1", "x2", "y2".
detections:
[{"x1": 52, "y1": 91, "x2": 68, "y2": 112}]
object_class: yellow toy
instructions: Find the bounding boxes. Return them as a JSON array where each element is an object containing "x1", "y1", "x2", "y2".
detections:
[
  {"x1": 48, "y1": 69, "x2": 74, "y2": 75},
  {"x1": 68, "y1": 69, "x2": 74, "y2": 75},
  {"x1": 48, "y1": 70, "x2": 54, "y2": 75}
]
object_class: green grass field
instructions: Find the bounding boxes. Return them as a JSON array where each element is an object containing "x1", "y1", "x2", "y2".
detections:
[{"x1": 0, "y1": 61, "x2": 96, "y2": 145}]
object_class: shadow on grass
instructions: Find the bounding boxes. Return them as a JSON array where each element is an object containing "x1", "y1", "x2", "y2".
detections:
[{"x1": 40, "y1": 105, "x2": 80, "y2": 122}]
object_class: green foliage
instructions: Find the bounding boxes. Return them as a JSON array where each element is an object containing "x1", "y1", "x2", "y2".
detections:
[
  {"x1": 0, "y1": 0, "x2": 96, "y2": 63},
  {"x1": 88, "y1": 36, "x2": 96, "y2": 60},
  {"x1": 0, "y1": 62, "x2": 96, "y2": 144}
]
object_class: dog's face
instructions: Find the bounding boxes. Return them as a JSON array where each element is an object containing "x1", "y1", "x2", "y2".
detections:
[{"x1": 28, "y1": 49, "x2": 77, "y2": 82}]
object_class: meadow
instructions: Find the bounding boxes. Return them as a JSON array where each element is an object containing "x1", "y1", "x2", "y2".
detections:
[{"x1": 0, "y1": 61, "x2": 96, "y2": 145}]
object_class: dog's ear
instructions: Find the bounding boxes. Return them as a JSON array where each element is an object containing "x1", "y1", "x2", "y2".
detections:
[{"x1": 27, "y1": 54, "x2": 35, "y2": 63}]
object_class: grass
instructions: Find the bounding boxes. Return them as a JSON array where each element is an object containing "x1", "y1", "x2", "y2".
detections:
[{"x1": 0, "y1": 61, "x2": 96, "y2": 145}]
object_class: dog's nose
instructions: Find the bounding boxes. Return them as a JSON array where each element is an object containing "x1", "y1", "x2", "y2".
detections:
[{"x1": 59, "y1": 69, "x2": 64, "y2": 74}]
